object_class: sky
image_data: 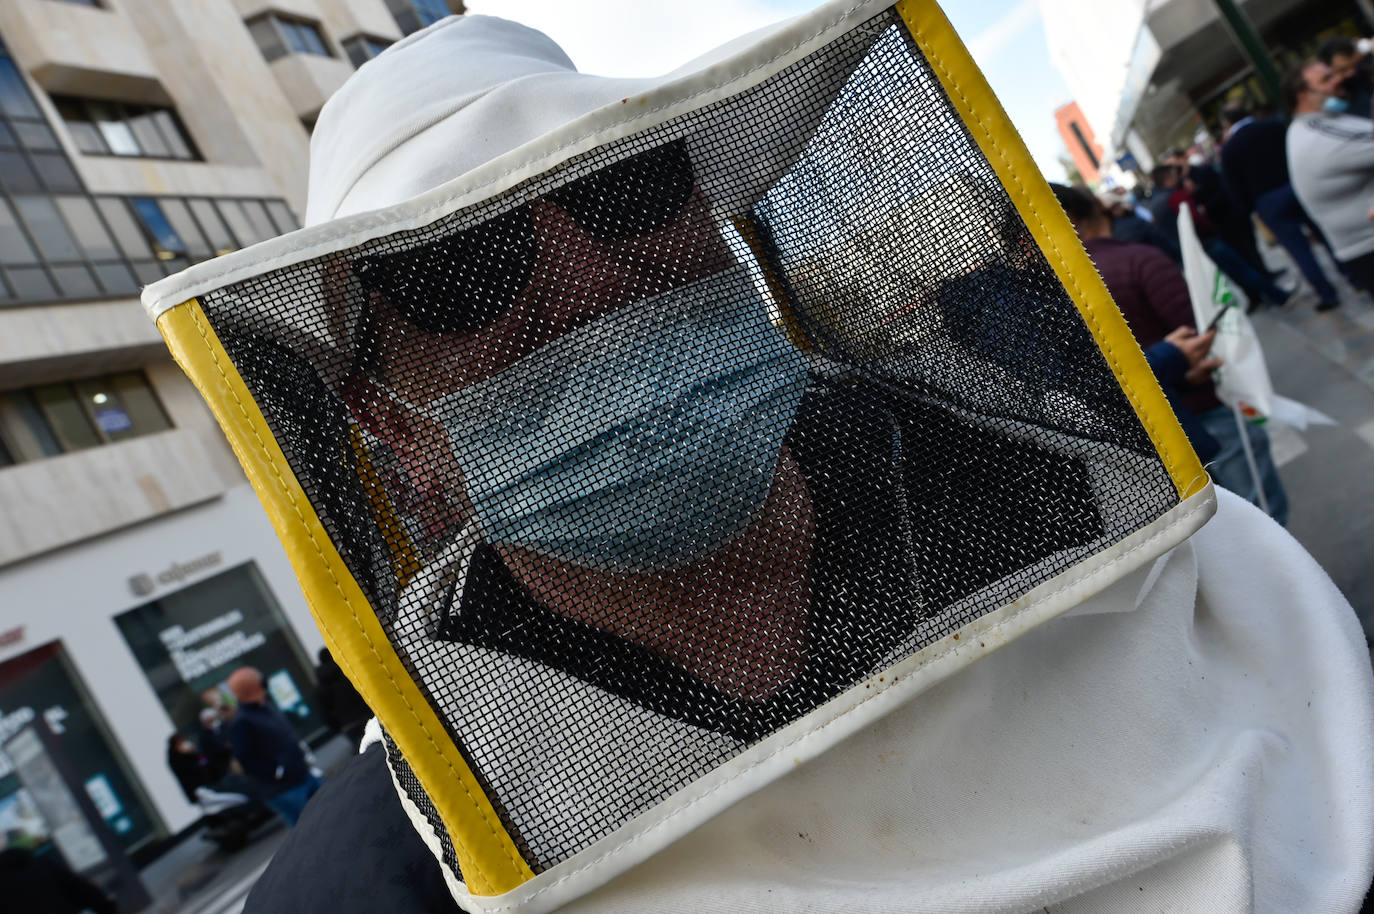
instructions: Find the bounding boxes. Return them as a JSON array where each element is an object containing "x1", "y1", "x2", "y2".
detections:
[{"x1": 466, "y1": 0, "x2": 1073, "y2": 181}]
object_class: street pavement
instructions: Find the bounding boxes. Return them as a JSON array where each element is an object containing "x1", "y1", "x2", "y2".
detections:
[
  {"x1": 137, "y1": 735, "x2": 351, "y2": 914},
  {"x1": 1254, "y1": 293, "x2": 1374, "y2": 634}
]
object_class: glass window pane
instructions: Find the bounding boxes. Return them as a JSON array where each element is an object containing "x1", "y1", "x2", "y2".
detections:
[
  {"x1": 0, "y1": 198, "x2": 39, "y2": 265},
  {"x1": 93, "y1": 261, "x2": 138, "y2": 295},
  {"x1": 13, "y1": 196, "x2": 81, "y2": 261},
  {"x1": 161, "y1": 255, "x2": 189, "y2": 275},
  {"x1": 66, "y1": 121, "x2": 106, "y2": 155},
  {"x1": 215, "y1": 199, "x2": 260, "y2": 246},
  {"x1": 131, "y1": 260, "x2": 163, "y2": 285},
  {"x1": 0, "y1": 434, "x2": 13, "y2": 467},
  {"x1": 34, "y1": 382, "x2": 100, "y2": 451},
  {"x1": 240, "y1": 200, "x2": 277, "y2": 241},
  {"x1": 265, "y1": 200, "x2": 298, "y2": 234},
  {"x1": 51, "y1": 264, "x2": 99, "y2": 299},
  {"x1": 129, "y1": 197, "x2": 186, "y2": 258},
  {"x1": 31, "y1": 153, "x2": 82, "y2": 193},
  {"x1": 110, "y1": 371, "x2": 171, "y2": 435},
  {"x1": 283, "y1": 21, "x2": 308, "y2": 54},
  {"x1": 55, "y1": 196, "x2": 117, "y2": 260},
  {"x1": 0, "y1": 122, "x2": 14, "y2": 149},
  {"x1": 90, "y1": 102, "x2": 140, "y2": 156},
  {"x1": 250, "y1": 18, "x2": 287, "y2": 61},
  {"x1": 1, "y1": 390, "x2": 64, "y2": 459},
  {"x1": 0, "y1": 60, "x2": 40, "y2": 119},
  {"x1": 14, "y1": 121, "x2": 57, "y2": 151},
  {"x1": 188, "y1": 198, "x2": 234, "y2": 253},
  {"x1": 300, "y1": 24, "x2": 329, "y2": 56},
  {"x1": 158, "y1": 198, "x2": 210, "y2": 259},
  {"x1": 0, "y1": 149, "x2": 41, "y2": 193},
  {"x1": 96, "y1": 198, "x2": 153, "y2": 259},
  {"x1": 74, "y1": 377, "x2": 132, "y2": 441},
  {"x1": 344, "y1": 37, "x2": 369, "y2": 69},
  {"x1": 6, "y1": 266, "x2": 56, "y2": 300},
  {"x1": 152, "y1": 110, "x2": 193, "y2": 160},
  {"x1": 126, "y1": 109, "x2": 170, "y2": 158}
]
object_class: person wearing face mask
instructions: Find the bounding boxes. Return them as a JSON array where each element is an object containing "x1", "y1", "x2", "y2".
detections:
[
  {"x1": 1318, "y1": 36, "x2": 1374, "y2": 120},
  {"x1": 1220, "y1": 102, "x2": 1345, "y2": 310},
  {"x1": 138, "y1": 6, "x2": 1374, "y2": 914},
  {"x1": 1286, "y1": 58, "x2": 1374, "y2": 295}
]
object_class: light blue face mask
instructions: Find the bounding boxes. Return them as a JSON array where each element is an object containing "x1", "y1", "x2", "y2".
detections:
[
  {"x1": 434, "y1": 263, "x2": 810, "y2": 573},
  {"x1": 1324, "y1": 96, "x2": 1351, "y2": 114}
]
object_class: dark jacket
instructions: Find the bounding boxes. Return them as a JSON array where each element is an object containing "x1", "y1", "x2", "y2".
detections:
[
  {"x1": 1083, "y1": 236, "x2": 1222, "y2": 438},
  {"x1": 246, "y1": 744, "x2": 456, "y2": 913},
  {"x1": 1142, "y1": 341, "x2": 1220, "y2": 462},
  {"x1": 168, "y1": 743, "x2": 217, "y2": 804},
  {"x1": 227, "y1": 701, "x2": 310, "y2": 795},
  {"x1": 1219, "y1": 119, "x2": 1291, "y2": 214},
  {"x1": 0, "y1": 848, "x2": 116, "y2": 914},
  {"x1": 315, "y1": 652, "x2": 371, "y2": 737},
  {"x1": 1112, "y1": 212, "x2": 1180, "y2": 262}
]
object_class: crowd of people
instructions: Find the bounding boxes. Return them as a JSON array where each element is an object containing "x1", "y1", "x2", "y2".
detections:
[{"x1": 1064, "y1": 35, "x2": 1374, "y2": 526}]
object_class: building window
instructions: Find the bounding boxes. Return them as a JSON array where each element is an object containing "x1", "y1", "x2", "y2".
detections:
[
  {"x1": 47, "y1": 0, "x2": 103, "y2": 6},
  {"x1": 0, "y1": 642, "x2": 164, "y2": 856},
  {"x1": 115, "y1": 563, "x2": 326, "y2": 748},
  {"x1": 52, "y1": 97, "x2": 198, "y2": 161},
  {"x1": 0, "y1": 370, "x2": 172, "y2": 463},
  {"x1": 0, "y1": 191, "x2": 292, "y2": 304},
  {"x1": 248, "y1": 14, "x2": 332, "y2": 62},
  {"x1": 341, "y1": 34, "x2": 393, "y2": 69},
  {"x1": 385, "y1": 0, "x2": 458, "y2": 36}
]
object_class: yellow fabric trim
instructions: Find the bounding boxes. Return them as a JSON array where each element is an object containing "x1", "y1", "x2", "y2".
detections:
[
  {"x1": 156, "y1": 299, "x2": 534, "y2": 896},
  {"x1": 732, "y1": 215, "x2": 815, "y2": 353},
  {"x1": 894, "y1": 0, "x2": 1207, "y2": 500},
  {"x1": 349, "y1": 426, "x2": 424, "y2": 589}
]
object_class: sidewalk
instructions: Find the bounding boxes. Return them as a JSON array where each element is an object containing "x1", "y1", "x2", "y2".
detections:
[
  {"x1": 137, "y1": 735, "x2": 356, "y2": 914},
  {"x1": 1249, "y1": 288, "x2": 1374, "y2": 633}
]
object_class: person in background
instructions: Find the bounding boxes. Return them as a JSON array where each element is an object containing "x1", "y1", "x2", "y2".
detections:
[
  {"x1": 1051, "y1": 182, "x2": 1288, "y2": 525},
  {"x1": 313, "y1": 647, "x2": 371, "y2": 748},
  {"x1": 1097, "y1": 187, "x2": 1180, "y2": 261},
  {"x1": 0, "y1": 842, "x2": 115, "y2": 914},
  {"x1": 1220, "y1": 101, "x2": 1345, "y2": 310},
  {"x1": 1165, "y1": 167, "x2": 1292, "y2": 310},
  {"x1": 168, "y1": 731, "x2": 218, "y2": 804},
  {"x1": 1317, "y1": 35, "x2": 1374, "y2": 119},
  {"x1": 1147, "y1": 164, "x2": 1184, "y2": 248},
  {"x1": 197, "y1": 706, "x2": 233, "y2": 782},
  {"x1": 226, "y1": 666, "x2": 322, "y2": 826},
  {"x1": 1286, "y1": 59, "x2": 1374, "y2": 296}
]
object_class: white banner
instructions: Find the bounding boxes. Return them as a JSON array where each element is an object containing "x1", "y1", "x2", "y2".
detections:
[{"x1": 1176, "y1": 206, "x2": 1275, "y2": 420}]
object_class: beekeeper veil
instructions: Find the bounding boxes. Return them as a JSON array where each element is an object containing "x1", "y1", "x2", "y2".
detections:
[{"x1": 142, "y1": 4, "x2": 1214, "y2": 912}]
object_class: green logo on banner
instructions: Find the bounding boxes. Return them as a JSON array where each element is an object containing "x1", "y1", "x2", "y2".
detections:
[{"x1": 1213, "y1": 270, "x2": 1236, "y2": 307}]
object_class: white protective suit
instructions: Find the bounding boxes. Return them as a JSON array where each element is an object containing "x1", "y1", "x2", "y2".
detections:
[{"x1": 145, "y1": 5, "x2": 1374, "y2": 912}]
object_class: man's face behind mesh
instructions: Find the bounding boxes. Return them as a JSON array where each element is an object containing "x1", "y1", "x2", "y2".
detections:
[{"x1": 341, "y1": 140, "x2": 817, "y2": 702}]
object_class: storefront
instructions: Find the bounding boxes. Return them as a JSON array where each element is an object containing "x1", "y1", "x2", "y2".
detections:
[{"x1": 0, "y1": 484, "x2": 325, "y2": 861}]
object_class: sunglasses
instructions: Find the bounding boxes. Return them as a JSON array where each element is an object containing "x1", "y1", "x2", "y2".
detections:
[{"x1": 351, "y1": 139, "x2": 695, "y2": 338}]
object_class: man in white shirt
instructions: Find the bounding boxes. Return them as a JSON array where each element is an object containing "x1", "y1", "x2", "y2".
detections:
[{"x1": 1286, "y1": 58, "x2": 1374, "y2": 292}]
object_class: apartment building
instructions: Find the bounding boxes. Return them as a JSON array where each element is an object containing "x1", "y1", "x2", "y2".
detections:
[{"x1": 0, "y1": 0, "x2": 460, "y2": 865}]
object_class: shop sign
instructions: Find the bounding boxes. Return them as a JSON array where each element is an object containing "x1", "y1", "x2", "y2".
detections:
[{"x1": 128, "y1": 551, "x2": 223, "y2": 598}]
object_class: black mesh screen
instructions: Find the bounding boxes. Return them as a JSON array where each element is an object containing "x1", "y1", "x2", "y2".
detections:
[{"x1": 200, "y1": 10, "x2": 1177, "y2": 875}]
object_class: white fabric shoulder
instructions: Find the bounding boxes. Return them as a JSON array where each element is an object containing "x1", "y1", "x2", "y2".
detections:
[{"x1": 555, "y1": 489, "x2": 1374, "y2": 913}]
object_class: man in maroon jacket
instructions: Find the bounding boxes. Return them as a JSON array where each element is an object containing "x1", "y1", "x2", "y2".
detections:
[{"x1": 1051, "y1": 183, "x2": 1289, "y2": 525}]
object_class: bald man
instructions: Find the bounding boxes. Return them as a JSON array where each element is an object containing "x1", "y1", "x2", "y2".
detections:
[{"x1": 225, "y1": 667, "x2": 321, "y2": 826}]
